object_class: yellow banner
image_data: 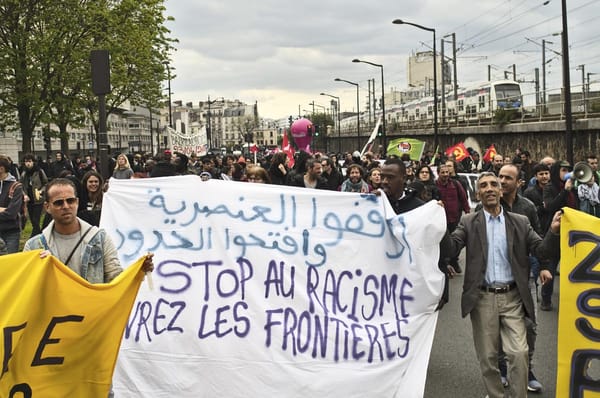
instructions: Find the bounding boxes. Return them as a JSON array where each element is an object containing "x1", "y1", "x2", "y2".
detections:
[
  {"x1": 557, "y1": 208, "x2": 600, "y2": 398},
  {"x1": 0, "y1": 251, "x2": 145, "y2": 397}
]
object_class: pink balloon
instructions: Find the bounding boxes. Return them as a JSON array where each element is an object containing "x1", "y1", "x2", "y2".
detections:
[{"x1": 290, "y1": 118, "x2": 313, "y2": 152}]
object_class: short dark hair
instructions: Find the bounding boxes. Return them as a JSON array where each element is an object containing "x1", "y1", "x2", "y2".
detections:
[
  {"x1": 44, "y1": 178, "x2": 78, "y2": 202},
  {"x1": 533, "y1": 163, "x2": 550, "y2": 174},
  {"x1": 383, "y1": 157, "x2": 406, "y2": 175},
  {"x1": 0, "y1": 156, "x2": 10, "y2": 172},
  {"x1": 23, "y1": 153, "x2": 36, "y2": 162},
  {"x1": 306, "y1": 158, "x2": 319, "y2": 170}
]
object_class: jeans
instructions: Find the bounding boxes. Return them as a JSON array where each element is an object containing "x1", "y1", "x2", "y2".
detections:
[
  {"x1": 0, "y1": 229, "x2": 21, "y2": 254},
  {"x1": 27, "y1": 202, "x2": 44, "y2": 237},
  {"x1": 541, "y1": 260, "x2": 558, "y2": 304}
]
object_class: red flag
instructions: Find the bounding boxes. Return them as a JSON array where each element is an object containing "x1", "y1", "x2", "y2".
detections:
[
  {"x1": 445, "y1": 142, "x2": 469, "y2": 162},
  {"x1": 282, "y1": 130, "x2": 295, "y2": 167},
  {"x1": 482, "y1": 144, "x2": 497, "y2": 163}
]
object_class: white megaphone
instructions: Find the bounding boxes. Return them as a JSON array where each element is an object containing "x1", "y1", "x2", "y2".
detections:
[{"x1": 564, "y1": 162, "x2": 594, "y2": 184}]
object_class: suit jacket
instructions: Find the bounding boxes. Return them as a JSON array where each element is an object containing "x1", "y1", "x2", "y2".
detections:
[{"x1": 440, "y1": 210, "x2": 559, "y2": 322}]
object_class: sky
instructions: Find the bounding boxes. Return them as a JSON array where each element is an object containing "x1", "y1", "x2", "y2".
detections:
[{"x1": 163, "y1": 0, "x2": 600, "y2": 120}]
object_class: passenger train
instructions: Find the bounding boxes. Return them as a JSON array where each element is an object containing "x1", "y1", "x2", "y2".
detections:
[{"x1": 340, "y1": 80, "x2": 523, "y2": 131}]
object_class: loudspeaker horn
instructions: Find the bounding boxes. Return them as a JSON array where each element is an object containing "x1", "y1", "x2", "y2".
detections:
[{"x1": 571, "y1": 161, "x2": 594, "y2": 184}]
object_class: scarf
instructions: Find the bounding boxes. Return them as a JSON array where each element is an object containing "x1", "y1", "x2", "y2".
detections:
[
  {"x1": 578, "y1": 183, "x2": 600, "y2": 206},
  {"x1": 340, "y1": 179, "x2": 369, "y2": 193}
]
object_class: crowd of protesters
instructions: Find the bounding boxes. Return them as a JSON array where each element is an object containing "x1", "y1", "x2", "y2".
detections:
[
  {"x1": 0, "y1": 143, "x2": 597, "y2": 396},
  {"x1": 1, "y1": 146, "x2": 598, "y2": 253}
]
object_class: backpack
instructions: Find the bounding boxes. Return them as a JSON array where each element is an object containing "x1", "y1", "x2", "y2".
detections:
[{"x1": 8, "y1": 181, "x2": 27, "y2": 230}]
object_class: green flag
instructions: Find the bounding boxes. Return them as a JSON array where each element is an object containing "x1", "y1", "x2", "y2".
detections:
[{"x1": 387, "y1": 138, "x2": 426, "y2": 161}]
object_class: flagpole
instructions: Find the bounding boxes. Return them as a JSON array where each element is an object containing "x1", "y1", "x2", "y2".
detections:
[{"x1": 429, "y1": 145, "x2": 439, "y2": 166}]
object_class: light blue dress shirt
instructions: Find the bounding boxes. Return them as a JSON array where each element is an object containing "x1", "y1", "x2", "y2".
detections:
[{"x1": 483, "y1": 208, "x2": 514, "y2": 285}]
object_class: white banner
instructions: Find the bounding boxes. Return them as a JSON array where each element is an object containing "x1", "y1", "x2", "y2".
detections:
[
  {"x1": 166, "y1": 126, "x2": 208, "y2": 156},
  {"x1": 101, "y1": 176, "x2": 446, "y2": 398}
]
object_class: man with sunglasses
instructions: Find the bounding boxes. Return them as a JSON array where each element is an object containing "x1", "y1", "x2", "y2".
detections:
[{"x1": 23, "y1": 178, "x2": 153, "y2": 283}]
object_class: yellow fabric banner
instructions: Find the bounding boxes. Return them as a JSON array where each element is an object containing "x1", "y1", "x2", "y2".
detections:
[
  {"x1": 557, "y1": 208, "x2": 600, "y2": 398},
  {"x1": 0, "y1": 251, "x2": 145, "y2": 397}
]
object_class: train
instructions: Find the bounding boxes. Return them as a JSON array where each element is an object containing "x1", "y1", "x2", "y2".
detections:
[{"x1": 339, "y1": 80, "x2": 524, "y2": 132}]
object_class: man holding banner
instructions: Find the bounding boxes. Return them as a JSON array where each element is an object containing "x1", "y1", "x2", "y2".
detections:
[
  {"x1": 441, "y1": 172, "x2": 561, "y2": 398},
  {"x1": 23, "y1": 178, "x2": 154, "y2": 282},
  {"x1": 381, "y1": 157, "x2": 450, "y2": 307}
]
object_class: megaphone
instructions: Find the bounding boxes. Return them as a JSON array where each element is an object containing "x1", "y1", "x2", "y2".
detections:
[{"x1": 564, "y1": 162, "x2": 594, "y2": 184}]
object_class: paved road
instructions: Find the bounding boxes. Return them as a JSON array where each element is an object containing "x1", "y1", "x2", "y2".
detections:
[{"x1": 424, "y1": 264, "x2": 560, "y2": 398}]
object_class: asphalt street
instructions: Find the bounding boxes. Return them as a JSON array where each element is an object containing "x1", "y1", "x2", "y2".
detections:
[{"x1": 424, "y1": 261, "x2": 559, "y2": 398}]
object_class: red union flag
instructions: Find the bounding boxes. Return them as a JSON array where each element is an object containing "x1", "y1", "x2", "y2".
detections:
[
  {"x1": 483, "y1": 144, "x2": 497, "y2": 163},
  {"x1": 445, "y1": 142, "x2": 469, "y2": 161},
  {"x1": 282, "y1": 130, "x2": 295, "y2": 167}
]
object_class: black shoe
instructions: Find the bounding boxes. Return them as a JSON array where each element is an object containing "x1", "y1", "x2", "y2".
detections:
[{"x1": 540, "y1": 301, "x2": 552, "y2": 311}]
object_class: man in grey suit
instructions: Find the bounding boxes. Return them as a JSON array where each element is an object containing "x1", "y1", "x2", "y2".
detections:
[{"x1": 441, "y1": 172, "x2": 561, "y2": 398}]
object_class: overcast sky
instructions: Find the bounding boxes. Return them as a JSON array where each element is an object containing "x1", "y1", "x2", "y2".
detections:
[{"x1": 163, "y1": 0, "x2": 599, "y2": 120}]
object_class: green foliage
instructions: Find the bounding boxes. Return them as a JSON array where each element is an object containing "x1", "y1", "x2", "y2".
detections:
[
  {"x1": 309, "y1": 112, "x2": 334, "y2": 131},
  {"x1": 0, "y1": 0, "x2": 177, "y2": 153},
  {"x1": 493, "y1": 108, "x2": 518, "y2": 126}
]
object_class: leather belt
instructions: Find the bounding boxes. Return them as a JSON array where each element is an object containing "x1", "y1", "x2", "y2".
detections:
[{"x1": 480, "y1": 282, "x2": 517, "y2": 294}]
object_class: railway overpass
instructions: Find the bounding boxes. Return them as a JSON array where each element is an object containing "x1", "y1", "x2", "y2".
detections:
[{"x1": 324, "y1": 113, "x2": 600, "y2": 162}]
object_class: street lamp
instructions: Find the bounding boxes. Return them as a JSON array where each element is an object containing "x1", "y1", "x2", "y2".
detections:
[
  {"x1": 312, "y1": 103, "x2": 327, "y2": 113},
  {"x1": 207, "y1": 95, "x2": 224, "y2": 150},
  {"x1": 164, "y1": 62, "x2": 173, "y2": 128},
  {"x1": 393, "y1": 19, "x2": 438, "y2": 150},
  {"x1": 334, "y1": 78, "x2": 360, "y2": 148},
  {"x1": 560, "y1": 0, "x2": 574, "y2": 164},
  {"x1": 321, "y1": 92, "x2": 341, "y2": 153},
  {"x1": 352, "y1": 59, "x2": 387, "y2": 154},
  {"x1": 587, "y1": 72, "x2": 598, "y2": 115}
]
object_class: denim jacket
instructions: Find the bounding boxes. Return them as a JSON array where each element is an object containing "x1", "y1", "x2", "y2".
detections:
[{"x1": 23, "y1": 218, "x2": 123, "y2": 283}]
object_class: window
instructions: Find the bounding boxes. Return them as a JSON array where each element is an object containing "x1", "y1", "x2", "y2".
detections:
[{"x1": 478, "y1": 95, "x2": 486, "y2": 109}]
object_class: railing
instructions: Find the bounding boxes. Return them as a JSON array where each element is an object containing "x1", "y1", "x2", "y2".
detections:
[{"x1": 338, "y1": 84, "x2": 600, "y2": 136}]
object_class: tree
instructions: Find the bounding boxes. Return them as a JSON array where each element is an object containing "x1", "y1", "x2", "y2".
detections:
[
  {"x1": 0, "y1": 0, "x2": 176, "y2": 155},
  {"x1": 0, "y1": 0, "x2": 56, "y2": 153}
]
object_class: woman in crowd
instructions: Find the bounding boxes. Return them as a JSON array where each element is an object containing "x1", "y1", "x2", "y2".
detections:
[
  {"x1": 268, "y1": 152, "x2": 289, "y2": 185},
  {"x1": 112, "y1": 153, "x2": 134, "y2": 179},
  {"x1": 78, "y1": 170, "x2": 104, "y2": 226},
  {"x1": 20, "y1": 153, "x2": 48, "y2": 237},
  {"x1": 367, "y1": 167, "x2": 382, "y2": 191},
  {"x1": 246, "y1": 166, "x2": 271, "y2": 184},
  {"x1": 415, "y1": 164, "x2": 441, "y2": 201}
]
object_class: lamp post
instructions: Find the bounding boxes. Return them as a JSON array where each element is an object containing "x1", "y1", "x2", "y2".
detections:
[
  {"x1": 352, "y1": 59, "x2": 387, "y2": 154},
  {"x1": 393, "y1": 19, "x2": 438, "y2": 150},
  {"x1": 334, "y1": 78, "x2": 360, "y2": 149},
  {"x1": 311, "y1": 102, "x2": 326, "y2": 113},
  {"x1": 164, "y1": 63, "x2": 173, "y2": 128},
  {"x1": 207, "y1": 96, "x2": 224, "y2": 150},
  {"x1": 587, "y1": 72, "x2": 598, "y2": 115},
  {"x1": 560, "y1": 0, "x2": 573, "y2": 164},
  {"x1": 321, "y1": 93, "x2": 341, "y2": 153}
]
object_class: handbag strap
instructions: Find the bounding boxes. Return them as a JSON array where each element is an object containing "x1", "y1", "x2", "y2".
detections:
[{"x1": 64, "y1": 227, "x2": 94, "y2": 266}]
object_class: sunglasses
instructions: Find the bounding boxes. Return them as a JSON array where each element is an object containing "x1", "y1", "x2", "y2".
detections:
[{"x1": 50, "y1": 197, "x2": 78, "y2": 207}]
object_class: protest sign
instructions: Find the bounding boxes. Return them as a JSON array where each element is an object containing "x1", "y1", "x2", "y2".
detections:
[
  {"x1": 557, "y1": 208, "x2": 600, "y2": 398},
  {"x1": 102, "y1": 176, "x2": 446, "y2": 397},
  {"x1": 0, "y1": 252, "x2": 145, "y2": 396}
]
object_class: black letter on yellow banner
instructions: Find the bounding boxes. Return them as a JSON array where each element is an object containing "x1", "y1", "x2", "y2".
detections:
[{"x1": 31, "y1": 315, "x2": 84, "y2": 366}]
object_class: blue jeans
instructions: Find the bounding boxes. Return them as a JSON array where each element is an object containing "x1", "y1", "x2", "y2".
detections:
[{"x1": 0, "y1": 229, "x2": 21, "y2": 254}]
